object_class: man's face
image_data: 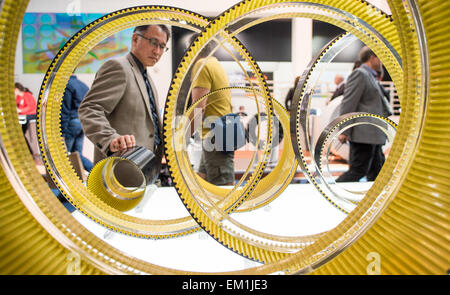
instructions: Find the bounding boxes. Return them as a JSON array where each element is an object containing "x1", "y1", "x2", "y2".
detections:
[{"x1": 131, "y1": 25, "x2": 168, "y2": 67}]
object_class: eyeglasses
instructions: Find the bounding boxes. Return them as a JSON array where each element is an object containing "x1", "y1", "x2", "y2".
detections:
[{"x1": 136, "y1": 33, "x2": 169, "y2": 52}]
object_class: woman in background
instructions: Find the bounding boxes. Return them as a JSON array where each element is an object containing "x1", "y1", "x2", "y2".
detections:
[{"x1": 15, "y1": 82, "x2": 42, "y2": 165}]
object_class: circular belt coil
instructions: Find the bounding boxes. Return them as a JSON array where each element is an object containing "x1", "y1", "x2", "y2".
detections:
[
  {"x1": 313, "y1": 113, "x2": 398, "y2": 204},
  {"x1": 86, "y1": 146, "x2": 160, "y2": 212},
  {"x1": 36, "y1": 7, "x2": 210, "y2": 239},
  {"x1": 0, "y1": 0, "x2": 448, "y2": 275},
  {"x1": 34, "y1": 7, "x2": 275, "y2": 239},
  {"x1": 165, "y1": 36, "x2": 274, "y2": 217},
  {"x1": 165, "y1": 1, "x2": 408, "y2": 264},
  {"x1": 313, "y1": 0, "x2": 450, "y2": 275},
  {"x1": 291, "y1": 31, "x2": 402, "y2": 214},
  {"x1": 183, "y1": 87, "x2": 297, "y2": 212}
]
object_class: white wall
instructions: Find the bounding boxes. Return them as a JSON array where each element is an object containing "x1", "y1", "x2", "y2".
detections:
[
  {"x1": 25, "y1": 0, "x2": 390, "y2": 15},
  {"x1": 17, "y1": 0, "x2": 391, "y2": 96},
  {"x1": 25, "y1": 0, "x2": 243, "y2": 15}
]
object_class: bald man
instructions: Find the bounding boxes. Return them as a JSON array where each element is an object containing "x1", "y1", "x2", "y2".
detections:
[{"x1": 328, "y1": 74, "x2": 345, "y2": 105}]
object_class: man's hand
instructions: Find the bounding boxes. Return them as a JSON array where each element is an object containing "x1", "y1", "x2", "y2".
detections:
[
  {"x1": 109, "y1": 135, "x2": 136, "y2": 153},
  {"x1": 338, "y1": 134, "x2": 349, "y2": 144}
]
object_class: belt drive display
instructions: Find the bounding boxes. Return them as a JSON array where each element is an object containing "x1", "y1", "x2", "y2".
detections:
[{"x1": 0, "y1": 0, "x2": 448, "y2": 275}]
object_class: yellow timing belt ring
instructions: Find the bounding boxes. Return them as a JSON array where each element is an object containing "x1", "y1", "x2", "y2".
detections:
[
  {"x1": 166, "y1": 31, "x2": 275, "y2": 218},
  {"x1": 35, "y1": 7, "x2": 210, "y2": 239},
  {"x1": 28, "y1": 2, "x2": 407, "y2": 260},
  {"x1": 290, "y1": 26, "x2": 402, "y2": 215},
  {"x1": 40, "y1": 0, "x2": 430, "y2": 266},
  {"x1": 165, "y1": 1, "x2": 408, "y2": 264},
  {"x1": 181, "y1": 86, "x2": 297, "y2": 212},
  {"x1": 290, "y1": 31, "x2": 400, "y2": 213},
  {"x1": 180, "y1": 29, "x2": 398, "y2": 255},
  {"x1": 176, "y1": 31, "x2": 396, "y2": 254},
  {"x1": 176, "y1": 86, "x2": 323, "y2": 252},
  {"x1": 35, "y1": 7, "x2": 276, "y2": 239},
  {"x1": 313, "y1": 113, "x2": 398, "y2": 204},
  {"x1": 0, "y1": 0, "x2": 448, "y2": 274},
  {"x1": 313, "y1": 0, "x2": 450, "y2": 275},
  {"x1": 306, "y1": 33, "x2": 399, "y2": 205}
]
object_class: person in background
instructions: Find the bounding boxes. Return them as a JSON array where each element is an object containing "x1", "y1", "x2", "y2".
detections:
[
  {"x1": 189, "y1": 34, "x2": 235, "y2": 186},
  {"x1": 352, "y1": 60, "x2": 362, "y2": 71},
  {"x1": 15, "y1": 82, "x2": 41, "y2": 165},
  {"x1": 325, "y1": 60, "x2": 362, "y2": 106},
  {"x1": 376, "y1": 67, "x2": 393, "y2": 117},
  {"x1": 284, "y1": 76, "x2": 300, "y2": 112},
  {"x1": 237, "y1": 105, "x2": 248, "y2": 118},
  {"x1": 336, "y1": 46, "x2": 392, "y2": 182},
  {"x1": 327, "y1": 74, "x2": 345, "y2": 105},
  {"x1": 61, "y1": 75, "x2": 93, "y2": 172}
]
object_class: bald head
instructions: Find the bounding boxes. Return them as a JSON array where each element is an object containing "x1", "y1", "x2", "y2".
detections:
[{"x1": 334, "y1": 74, "x2": 344, "y2": 85}]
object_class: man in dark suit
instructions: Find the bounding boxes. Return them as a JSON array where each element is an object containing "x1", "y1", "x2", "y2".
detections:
[
  {"x1": 79, "y1": 25, "x2": 170, "y2": 164},
  {"x1": 336, "y1": 46, "x2": 392, "y2": 182}
]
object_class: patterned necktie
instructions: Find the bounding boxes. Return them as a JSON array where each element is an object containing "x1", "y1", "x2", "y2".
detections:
[{"x1": 142, "y1": 71, "x2": 161, "y2": 148}]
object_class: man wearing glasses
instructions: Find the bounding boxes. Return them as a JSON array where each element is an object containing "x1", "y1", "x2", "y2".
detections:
[{"x1": 79, "y1": 25, "x2": 170, "y2": 165}]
